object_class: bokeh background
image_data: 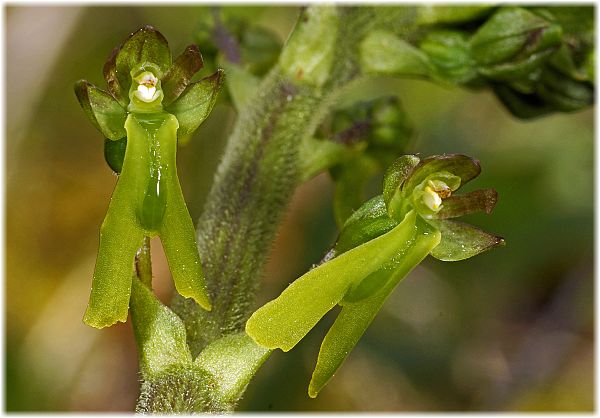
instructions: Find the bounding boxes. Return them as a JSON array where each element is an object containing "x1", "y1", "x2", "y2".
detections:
[{"x1": 5, "y1": 5, "x2": 594, "y2": 412}]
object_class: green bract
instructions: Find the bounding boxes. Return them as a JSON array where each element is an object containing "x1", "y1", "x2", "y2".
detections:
[
  {"x1": 246, "y1": 154, "x2": 503, "y2": 397},
  {"x1": 75, "y1": 26, "x2": 224, "y2": 328}
]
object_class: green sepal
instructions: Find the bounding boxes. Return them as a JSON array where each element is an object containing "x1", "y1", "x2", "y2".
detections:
[
  {"x1": 74, "y1": 80, "x2": 127, "y2": 140},
  {"x1": 161, "y1": 44, "x2": 205, "y2": 107},
  {"x1": 195, "y1": 333, "x2": 271, "y2": 405},
  {"x1": 470, "y1": 7, "x2": 562, "y2": 67},
  {"x1": 104, "y1": 136, "x2": 127, "y2": 174},
  {"x1": 403, "y1": 154, "x2": 481, "y2": 195},
  {"x1": 360, "y1": 31, "x2": 434, "y2": 77},
  {"x1": 165, "y1": 69, "x2": 224, "y2": 139},
  {"x1": 382, "y1": 154, "x2": 420, "y2": 209},
  {"x1": 334, "y1": 195, "x2": 397, "y2": 255},
  {"x1": 113, "y1": 25, "x2": 172, "y2": 102},
  {"x1": 130, "y1": 276, "x2": 193, "y2": 377},
  {"x1": 309, "y1": 218, "x2": 441, "y2": 397},
  {"x1": 386, "y1": 154, "x2": 481, "y2": 221},
  {"x1": 428, "y1": 219, "x2": 504, "y2": 261},
  {"x1": 245, "y1": 210, "x2": 419, "y2": 352},
  {"x1": 433, "y1": 188, "x2": 498, "y2": 219},
  {"x1": 103, "y1": 46, "x2": 128, "y2": 107}
]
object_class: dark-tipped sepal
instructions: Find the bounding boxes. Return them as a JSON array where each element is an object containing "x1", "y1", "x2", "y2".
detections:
[
  {"x1": 113, "y1": 25, "x2": 172, "y2": 102},
  {"x1": 74, "y1": 80, "x2": 127, "y2": 140},
  {"x1": 434, "y1": 188, "x2": 498, "y2": 219},
  {"x1": 161, "y1": 44, "x2": 205, "y2": 106},
  {"x1": 166, "y1": 69, "x2": 224, "y2": 138},
  {"x1": 429, "y1": 219, "x2": 504, "y2": 261}
]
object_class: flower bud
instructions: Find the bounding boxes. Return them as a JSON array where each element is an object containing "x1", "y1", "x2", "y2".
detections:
[
  {"x1": 471, "y1": 7, "x2": 562, "y2": 82},
  {"x1": 419, "y1": 30, "x2": 479, "y2": 85},
  {"x1": 536, "y1": 65, "x2": 594, "y2": 112},
  {"x1": 416, "y1": 5, "x2": 492, "y2": 25}
]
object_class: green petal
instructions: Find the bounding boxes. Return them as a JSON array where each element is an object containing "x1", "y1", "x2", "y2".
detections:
[
  {"x1": 429, "y1": 219, "x2": 504, "y2": 261},
  {"x1": 130, "y1": 276, "x2": 193, "y2": 377},
  {"x1": 114, "y1": 25, "x2": 172, "y2": 101},
  {"x1": 335, "y1": 195, "x2": 398, "y2": 255},
  {"x1": 165, "y1": 69, "x2": 224, "y2": 138},
  {"x1": 74, "y1": 80, "x2": 127, "y2": 140},
  {"x1": 403, "y1": 154, "x2": 481, "y2": 194},
  {"x1": 161, "y1": 44, "x2": 204, "y2": 106},
  {"x1": 309, "y1": 220, "x2": 441, "y2": 397},
  {"x1": 433, "y1": 188, "x2": 498, "y2": 219},
  {"x1": 245, "y1": 211, "x2": 418, "y2": 352}
]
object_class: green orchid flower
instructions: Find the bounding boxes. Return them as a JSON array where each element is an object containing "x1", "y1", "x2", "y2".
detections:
[
  {"x1": 246, "y1": 154, "x2": 503, "y2": 397},
  {"x1": 74, "y1": 26, "x2": 224, "y2": 328}
]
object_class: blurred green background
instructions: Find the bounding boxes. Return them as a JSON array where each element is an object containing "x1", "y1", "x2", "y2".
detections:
[{"x1": 5, "y1": 5, "x2": 594, "y2": 412}]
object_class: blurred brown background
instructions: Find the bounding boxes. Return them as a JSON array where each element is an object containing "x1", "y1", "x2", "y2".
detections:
[{"x1": 5, "y1": 5, "x2": 594, "y2": 412}]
